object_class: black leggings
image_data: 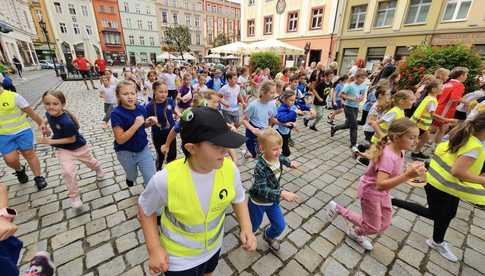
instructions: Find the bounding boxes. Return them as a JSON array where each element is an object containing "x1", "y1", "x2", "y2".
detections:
[
  {"x1": 391, "y1": 184, "x2": 459, "y2": 243},
  {"x1": 152, "y1": 130, "x2": 177, "y2": 170},
  {"x1": 277, "y1": 129, "x2": 291, "y2": 157}
]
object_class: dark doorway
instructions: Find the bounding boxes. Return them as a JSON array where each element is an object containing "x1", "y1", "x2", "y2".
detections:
[
  {"x1": 309, "y1": 50, "x2": 321, "y2": 65},
  {"x1": 129, "y1": 52, "x2": 136, "y2": 65}
]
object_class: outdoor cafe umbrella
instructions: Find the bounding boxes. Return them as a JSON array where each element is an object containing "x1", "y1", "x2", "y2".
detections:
[
  {"x1": 156, "y1": 52, "x2": 177, "y2": 61},
  {"x1": 210, "y1": 41, "x2": 248, "y2": 55},
  {"x1": 246, "y1": 38, "x2": 304, "y2": 55}
]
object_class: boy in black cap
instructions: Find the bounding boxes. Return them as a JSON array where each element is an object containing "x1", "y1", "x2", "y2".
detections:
[{"x1": 138, "y1": 107, "x2": 256, "y2": 276}]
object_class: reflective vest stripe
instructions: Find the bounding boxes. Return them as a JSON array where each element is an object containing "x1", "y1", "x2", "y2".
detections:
[
  {"x1": 163, "y1": 207, "x2": 224, "y2": 234},
  {"x1": 0, "y1": 117, "x2": 29, "y2": 129},
  {"x1": 429, "y1": 155, "x2": 485, "y2": 196},
  {"x1": 0, "y1": 111, "x2": 24, "y2": 120},
  {"x1": 207, "y1": 224, "x2": 224, "y2": 245},
  {"x1": 160, "y1": 225, "x2": 205, "y2": 249}
]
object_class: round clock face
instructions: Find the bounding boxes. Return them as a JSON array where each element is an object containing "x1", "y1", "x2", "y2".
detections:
[{"x1": 276, "y1": 0, "x2": 286, "y2": 14}]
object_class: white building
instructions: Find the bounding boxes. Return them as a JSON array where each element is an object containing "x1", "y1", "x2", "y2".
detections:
[
  {"x1": 43, "y1": 0, "x2": 101, "y2": 64},
  {"x1": 119, "y1": 0, "x2": 161, "y2": 65},
  {"x1": 0, "y1": 0, "x2": 39, "y2": 68}
]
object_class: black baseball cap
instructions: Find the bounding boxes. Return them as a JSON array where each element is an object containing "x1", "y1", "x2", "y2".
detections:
[{"x1": 180, "y1": 107, "x2": 246, "y2": 148}]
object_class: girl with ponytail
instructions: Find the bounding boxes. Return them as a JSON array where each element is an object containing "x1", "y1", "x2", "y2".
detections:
[
  {"x1": 393, "y1": 113, "x2": 485, "y2": 262},
  {"x1": 325, "y1": 118, "x2": 426, "y2": 251}
]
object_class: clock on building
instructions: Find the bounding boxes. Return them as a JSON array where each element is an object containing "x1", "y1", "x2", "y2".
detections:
[{"x1": 276, "y1": 0, "x2": 286, "y2": 14}]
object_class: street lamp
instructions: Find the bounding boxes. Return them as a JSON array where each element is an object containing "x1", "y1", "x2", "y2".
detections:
[{"x1": 38, "y1": 18, "x2": 59, "y2": 76}]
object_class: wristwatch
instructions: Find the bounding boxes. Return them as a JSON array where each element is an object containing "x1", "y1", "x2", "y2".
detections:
[{"x1": 0, "y1": 208, "x2": 16, "y2": 221}]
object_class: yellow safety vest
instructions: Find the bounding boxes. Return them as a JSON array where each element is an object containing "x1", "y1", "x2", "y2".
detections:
[
  {"x1": 160, "y1": 157, "x2": 236, "y2": 256},
  {"x1": 411, "y1": 96, "x2": 438, "y2": 131},
  {"x1": 0, "y1": 90, "x2": 30, "y2": 135},
  {"x1": 371, "y1": 106, "x2": 405, "y2": 144},
  {"x1": 427, "y1": 136, "x2": 485, "y2": 205}
]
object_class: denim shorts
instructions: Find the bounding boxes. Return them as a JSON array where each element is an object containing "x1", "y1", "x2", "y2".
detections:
[{"x1": 0, "y1": 128, "x2": 34, "y2": 155}]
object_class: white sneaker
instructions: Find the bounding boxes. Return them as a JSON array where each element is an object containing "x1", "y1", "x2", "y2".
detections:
[
  {"x1": 351, "y1": 145, "x2": 359, "y2": 153},
  {"x1": 426, "y1": 239, "x2": 458, "y2": 262},
  {"x1": 326, "y1": 200, "x2": 339, "y2": 220},
  {"x1": 71, "y1": 197, "x2": 83, "y2": 209},
  {"x1": 347, "y1": 227, "x2": 373, "y2": 250}
]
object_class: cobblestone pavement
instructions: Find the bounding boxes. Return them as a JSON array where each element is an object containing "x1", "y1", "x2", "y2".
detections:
[
  {"x1": 3, "y1": 81, "x2": 485, "y2": 276},
  {"x1": 13, "y1": 70, "x2": 62, "y2": 105}
]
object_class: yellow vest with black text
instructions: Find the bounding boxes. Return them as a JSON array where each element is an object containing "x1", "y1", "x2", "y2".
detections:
[
  {"x1": 371, "y1": 106, "x2": 405, "y2": 144},
  {"x1": 427, "y1": 136, "x2": 485, "y2": 205},
  {"x1": 411, "y1": 96, "x2": 438, "y2": 131},
  {"x1": 160, "y1": 157, "x2": 236, "y2": 256},
  {"x1": 0, "y1": 90, "x2": 30, "y2": 135}
]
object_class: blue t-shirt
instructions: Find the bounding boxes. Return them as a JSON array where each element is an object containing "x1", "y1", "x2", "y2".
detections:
[
  {"x1": 110, "y1": 104, "x2": 148, "y2": 152},
  {"x1": 146, "y1": 99, "x2": 176, "y2": 135},
  {"x1": 245, "y1": 99, "x2": 277, "y2": 129},
  {"x1": 46, "y1": 112, "x2": 86, "y2": 150},
  {"x1": 343, "y1": 82, "x2": 368, "y2": 108},
  {"x1": 212, "y1": 78, "x2": 222, "y2": 92},
  {"x1": 335, "y1": 83, "x2": 344, "y2": 102},
  {"x1": 363, "y1": 90, "x2": 377, "y2": 111}
]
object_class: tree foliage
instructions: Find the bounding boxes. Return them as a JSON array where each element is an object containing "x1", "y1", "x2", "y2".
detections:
[
  {"x1": 249, "y1": 52, "x2": 281, "y2": 78},
  {"x1": 398, "y1": 44, "x2": 483, "y2": 92},
  {"x1": 165, "y1": 25, "x2": 191, "y2": 60},
  {"x1": 213, "y1": 33, "x2": 230, "y2": 47}
]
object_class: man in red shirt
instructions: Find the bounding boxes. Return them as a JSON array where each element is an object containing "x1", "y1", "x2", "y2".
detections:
[
  {"x1": 94, "y1": 55, "x2": 107, "y2": 75},
  {"x1": 72, "y1": 54, "x2": 96, "y2": 90},
  {"x1": 433, "y1": 67, "x2": 468, "y2": 143}
]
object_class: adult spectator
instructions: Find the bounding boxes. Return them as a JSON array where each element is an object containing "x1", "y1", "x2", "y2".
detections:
[
  {"x1": 12, "y1": 57, "x2": 22, "y2": 79},
  {"x1": 72, "y1": 54, "x2": 96, "y2": 90},
  {"x1": 378, "y1": 56, "x2": 396, "y2": 80},
  {"x1": 94, "y1": 55, "x2": 107, "y2": 76},
  {"x1": 349, "y1": 58, "x2": 365, "y2": 77}
]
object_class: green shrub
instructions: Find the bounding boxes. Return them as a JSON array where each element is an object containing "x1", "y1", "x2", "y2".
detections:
[
  {"x1": 398, "y1": 44, "x2": 482, "y2": 92},
  {"x1": 249, "y1": 52, "x2": 281, "y2": 78}
]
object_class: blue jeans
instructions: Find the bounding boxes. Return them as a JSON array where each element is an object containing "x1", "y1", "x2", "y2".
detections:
[
  {"x1": 245, "y1": 126, "x2": 260, "y2": 158},
  {"x1": 248, "y1": 199, "x2": 285, "y2": 239},
  {"x1": 0, "y1": 236, "x2": 22, "y2": 276},
  {"x1": 116, "y1": 145, "x2": 156, "y2": 185}
]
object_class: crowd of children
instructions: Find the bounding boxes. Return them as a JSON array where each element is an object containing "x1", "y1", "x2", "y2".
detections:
[{"x1": 1, "y1": 57, "x2": 485, "y2": 275}]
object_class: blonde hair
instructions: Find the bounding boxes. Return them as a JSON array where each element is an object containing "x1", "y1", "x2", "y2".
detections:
[
  {"x1": 368, "y1": 118, "x2": 417, "y2": 163},
  {"x1": 257, "y1": 128, "x2": 283, "y2": 149},
  {"x1": 258, "y1": 80, "x2": 276, "y2": 98},
  {"x1": 391, "y1": 90, "x2": 414, "y2": 107}
]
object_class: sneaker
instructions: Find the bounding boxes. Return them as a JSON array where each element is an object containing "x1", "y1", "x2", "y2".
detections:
[
  {"x1": 357, "y1": 157, "x2": 370, "y2": 167},
  {"x1": 288, "y1": 137, "x2": 295, "y2": 147},
  {"x1": 309, "y1": 125, "x2": 318, "y2": 131},
  {"x1": 13, "y1": 165, "x2": 28, "y2": 184},
  {"x1": 411, "y1": 152, "x2": 430, "y2": 160},
  {"x1": 34, "y1": 176, "x2": 47, "y2": 191},
  {"x1": 357, "y1": 144, "x2": 368, "y2": 153},
  {"x1": 95, "y1": 166, "x2": 104, "y2": 181},
  {"x1": 351, "y1": 145, "x2": 359, "y2": 153},
  {"x1": 426, "y1": 239, "x2": 458, "y2": 262},
  {"x1": 25, "y1": 251, "x2": 54, "y2": 276},
  {"x1": 327, "y1": 120, "x2": 335, "y2": 125},
  {"x1": 325, "y1": 200, "x2": 339, "y2": 220},
  {"x1": 70, "y1": 197, "x2": 83, "y2": 209},
  {"x1": 263, "y1": 229, "x2": 280, "y2": 251},
  {"x1": 330, "y1": 126, "x2": 336, "y2": 137},
  {"x1": 347, "y1": 227, "x2": 373, "y2": 250},
  {"x1": 303, "y1": 118, "x2": 309, "y2": 127},
  {"x1": 126, "y1": 179, "x2": 134, "y2": 187}
]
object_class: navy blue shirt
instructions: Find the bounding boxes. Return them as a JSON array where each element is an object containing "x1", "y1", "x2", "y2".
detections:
[
  {"x1": 46, "y1": 112, "x2": 86, "y2": 150},
  {"x1": 110, "y1": 104, "x2": 148, "y2": 152},
  {"x1": 145, "y1": 98, "x2": 176, "y2": 135}
]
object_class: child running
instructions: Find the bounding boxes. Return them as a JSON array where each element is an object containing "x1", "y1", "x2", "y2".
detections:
[
  {"x1": 275, "y1": 90, "x2": 298, "y2": 157},
  {"x1": 328, "y1": 75, "x2": 349, "y2": 125},
  {"x1": 146, "y1": 81, "x2": 176, "y2": 170},
  {"x1": 392, "y1": 113, "x2": 485, "y2": 262},
  {"x1": 307, "y1": 70, "x2": 333, "y2": 131},
  {"x1": 326, "y1": 118, "x2": 426, "y2": 250},
  {"x1": 243, "y1": 80, "x2": 278, "y2": 159},
  {"x1": 248, "y1": 128, "x2": 298, "y2": 251},
  {"x1": 144, "y1": 70, "x2": 159, "y2": 102},
  {"x1": 177, "y1": 73, "x2": 194, "y2": 113},
  {"x1": 138, "y1": 107, "x2": 256, "y2": 275},
  {"x1": 219, "y1": 72, "x2": 244, "y2": 129},
  {"x1": 111, "y1": 80, "x2": 158, "y2": 187},
  {"x1": 98, "y1": 75, "x2": 117, "y2": 129},
  {"x1": 361, "y1": 82, "x2": 392, "y2": 145},
  {"x1": 39, "y1": 91, "x2": 103, "y2": 208}
]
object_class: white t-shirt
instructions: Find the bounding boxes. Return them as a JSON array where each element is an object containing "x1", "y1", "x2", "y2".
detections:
[
  {"x1": 219, "y1": 84, "x2": 241, "y2": 112},
  {"x1": 162, "y1": 73, "x2": 177, "y2": 90},
  {"x1": 193, "y1": 83, "x2": 208, "y2": 95},
  {"x1": 237, "y1": 75, "x2": 248, "y2": 88},
  {"x1": 138, "y1": 163, "x2": 245, "y2": 271},
  {"x1": 99, "y1": 84, "x2": 117, "y2": 104},
  {"x1": 144, "y1": 80, "x2": 155, "y2": 99},
  {"x1": 456, "y1": 90, "x2": 485, "y2": 112},
  {"x1": 363, "y1": 103, "x2": 383, "y2": 133}
]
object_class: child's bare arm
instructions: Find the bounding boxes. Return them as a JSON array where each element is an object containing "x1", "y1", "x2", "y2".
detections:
[
  {"x1": 232, "y1": 202, "x2": 257, "y2": 251},
  {"x1": 138, "y1": 206, "x2": 169, "y2": 273}
]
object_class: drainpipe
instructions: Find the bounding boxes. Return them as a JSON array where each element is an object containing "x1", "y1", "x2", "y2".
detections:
[{"x1": 328, "y1": 0, "x2": 340, "y2": 65}]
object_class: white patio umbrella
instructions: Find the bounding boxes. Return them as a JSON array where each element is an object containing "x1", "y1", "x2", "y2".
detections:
[
  {"x1": 247, "y1": 39, "x2": 304, "y2": 55},
  {"x1": 180, "y1": 52, "x2": 196, "y2": 60},
  {"x1": 156, "y1": 52, "x2": 177, "y2": 61},
  {"x1": 205, "y1": 53, "x2": 221, "y2": 59},
  {"x1": 211, "y1": 41, "x2": 249, "y2": 54},
  {"x1": 223, "y1": 55, "x2": 238, "y2": 60}
]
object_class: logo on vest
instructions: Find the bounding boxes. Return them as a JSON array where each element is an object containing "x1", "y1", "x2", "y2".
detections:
[
  {"x1": 2, "y1": 102, "x2": 8, "y2": 107},
  {"x1": 219, "y1": 189, "x2": 228, "y2": 200}
]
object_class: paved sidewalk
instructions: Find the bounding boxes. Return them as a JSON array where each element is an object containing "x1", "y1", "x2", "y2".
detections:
[{"x1": 2, "y1": 81, "x2": 485, "y2": 276}]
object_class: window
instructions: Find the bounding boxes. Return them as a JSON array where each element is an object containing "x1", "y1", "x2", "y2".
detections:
[
  {"x1": 247, "y1": 19, "x2": 255, "y2": 36},
  {"x1": 140, "y1": 36, "x2": 145, "y2": 46},
  {"x1": 72, "y1": 16, "x2": 77, "y2": 23},
  {"x1": 148, "y1": 21, "x2": 153, "y2": 30},
  {"x1": 73, "y1": 23, "x2": 80, "y2": 34},
  {"x1": 249, "y1": 0, "x2": 255, "y2": 6},
  {"x1": 146, "y1": 6, "x2": 151, "y2": 15},
  {"x1": 86, "y1": 25, "x2": 92, "y2": 35},
  {"x1": 126, "y1": 18, "x2": 132, "y2": 28},
  {"x1": 137, "y1": 20, "x2": 143, "y2": 29},
  {"x1": 104, "y1": 32, "x2": 121, "y2": 45},
  {"x1": 172, "y1": 0, "x2": 177, "y2": 7},
  {"x1": 99, "y1": 5, "x2": 105, "y2": 13},
  {"x1": 196, "y1": 33, "x2": 200, "y2": 45},
  {"x1": 287, "y1": 11, "x2": 298, "y2": 32},
  {"x1": 473, "y1": 45, "x2": 485, "y2": 60},
  {"x1": 68, "y1": 4, "x2": 76, "y2": 15},
  {"x1": 81, "y1": 5, "x2": 88, "y2": 16},
  {"x1": 228, "y1": 20, "x2": 233, "y2": 32},
  {"x1": 184, "y1": 0, "x2": 189, "y2": 9},
  {"x1": 162, "y1": 10, "x2": 168, "y2": 24},
  {"x1": 186, "y1": 14, "x2": 191, "y2": 26},
  {"x1": 374, "y1": 0, "x2": 396, "y2": 27},
  {"x1": 395, "y1": 46, "x2": 410, "y2": 61},
  {"x1": 341, "y1": 48, "x2": 358, "y2": 73},
  {"x1": 443, "y1": 0, "x2": 472, "y2": 21},
  {"x1": 136, "y1": 4, "x2": 140, "y2": 13},
  {"x1": 102, "y1": 19, "x2": 109, "y2": 28},
  {"x1": 217, "y1": 18, "x2": 223, "y2": 32},
  {"x1": 124, "y1": 2, "x2": 129, "y2": 12},
  {"x1": 149, "y1": 37, "x2": 155, "y2": 46},
  {"x1": 366, "y1": 47, "x2": 386, "y2": 64},
  {"x1": 405, "y1": 0, "x2": 431, "y2": 24},
  {"x1": 109, "y1": 6, "x2": 114, "y2": 13},
  {"x1": 173, "y1": 13, "x2": 178, "y2": 25},
  {"x1": 263, "y1": 16, "x2": 272, "y2": 34},
  {"x1": 129, "y1": 35, "x2": 134, "y2": 45},
  {"x1": 310, "y1": 7, "x2": 323, "y2": 30},
  {"x1": 59, "y1": 22, "x2": 67, "y2": 33},
  {"x1": 54, "y1": 2, "x2": 62, "y2": 13},
  {"x1": 112, "y1": 21, "x2": 118, "y2": 28},
  {"x1": 195, "y1": 16, "x2": 200, "y2": 27},
  {"x1": 349, "y1": 5, "x2": 367, "y2": 29},
  {"x1": 208, "y1": 31, "x2": 213, "y2": 43},
  {"x1": 140, "y1": 52, "x2": 148, "y2": 63}
]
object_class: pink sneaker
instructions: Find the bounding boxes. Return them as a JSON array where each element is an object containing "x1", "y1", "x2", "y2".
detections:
[{"x1": 95, "y1": 166, "x2": 104, "y2": 181}]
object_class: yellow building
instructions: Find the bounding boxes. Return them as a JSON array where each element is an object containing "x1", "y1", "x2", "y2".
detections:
[
  {"x1": 337, "y1": 0, "x2": 485, "y2": 73},
  {"x1": 29, "y1": 0, "x2": 60, "y2": 62}
]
